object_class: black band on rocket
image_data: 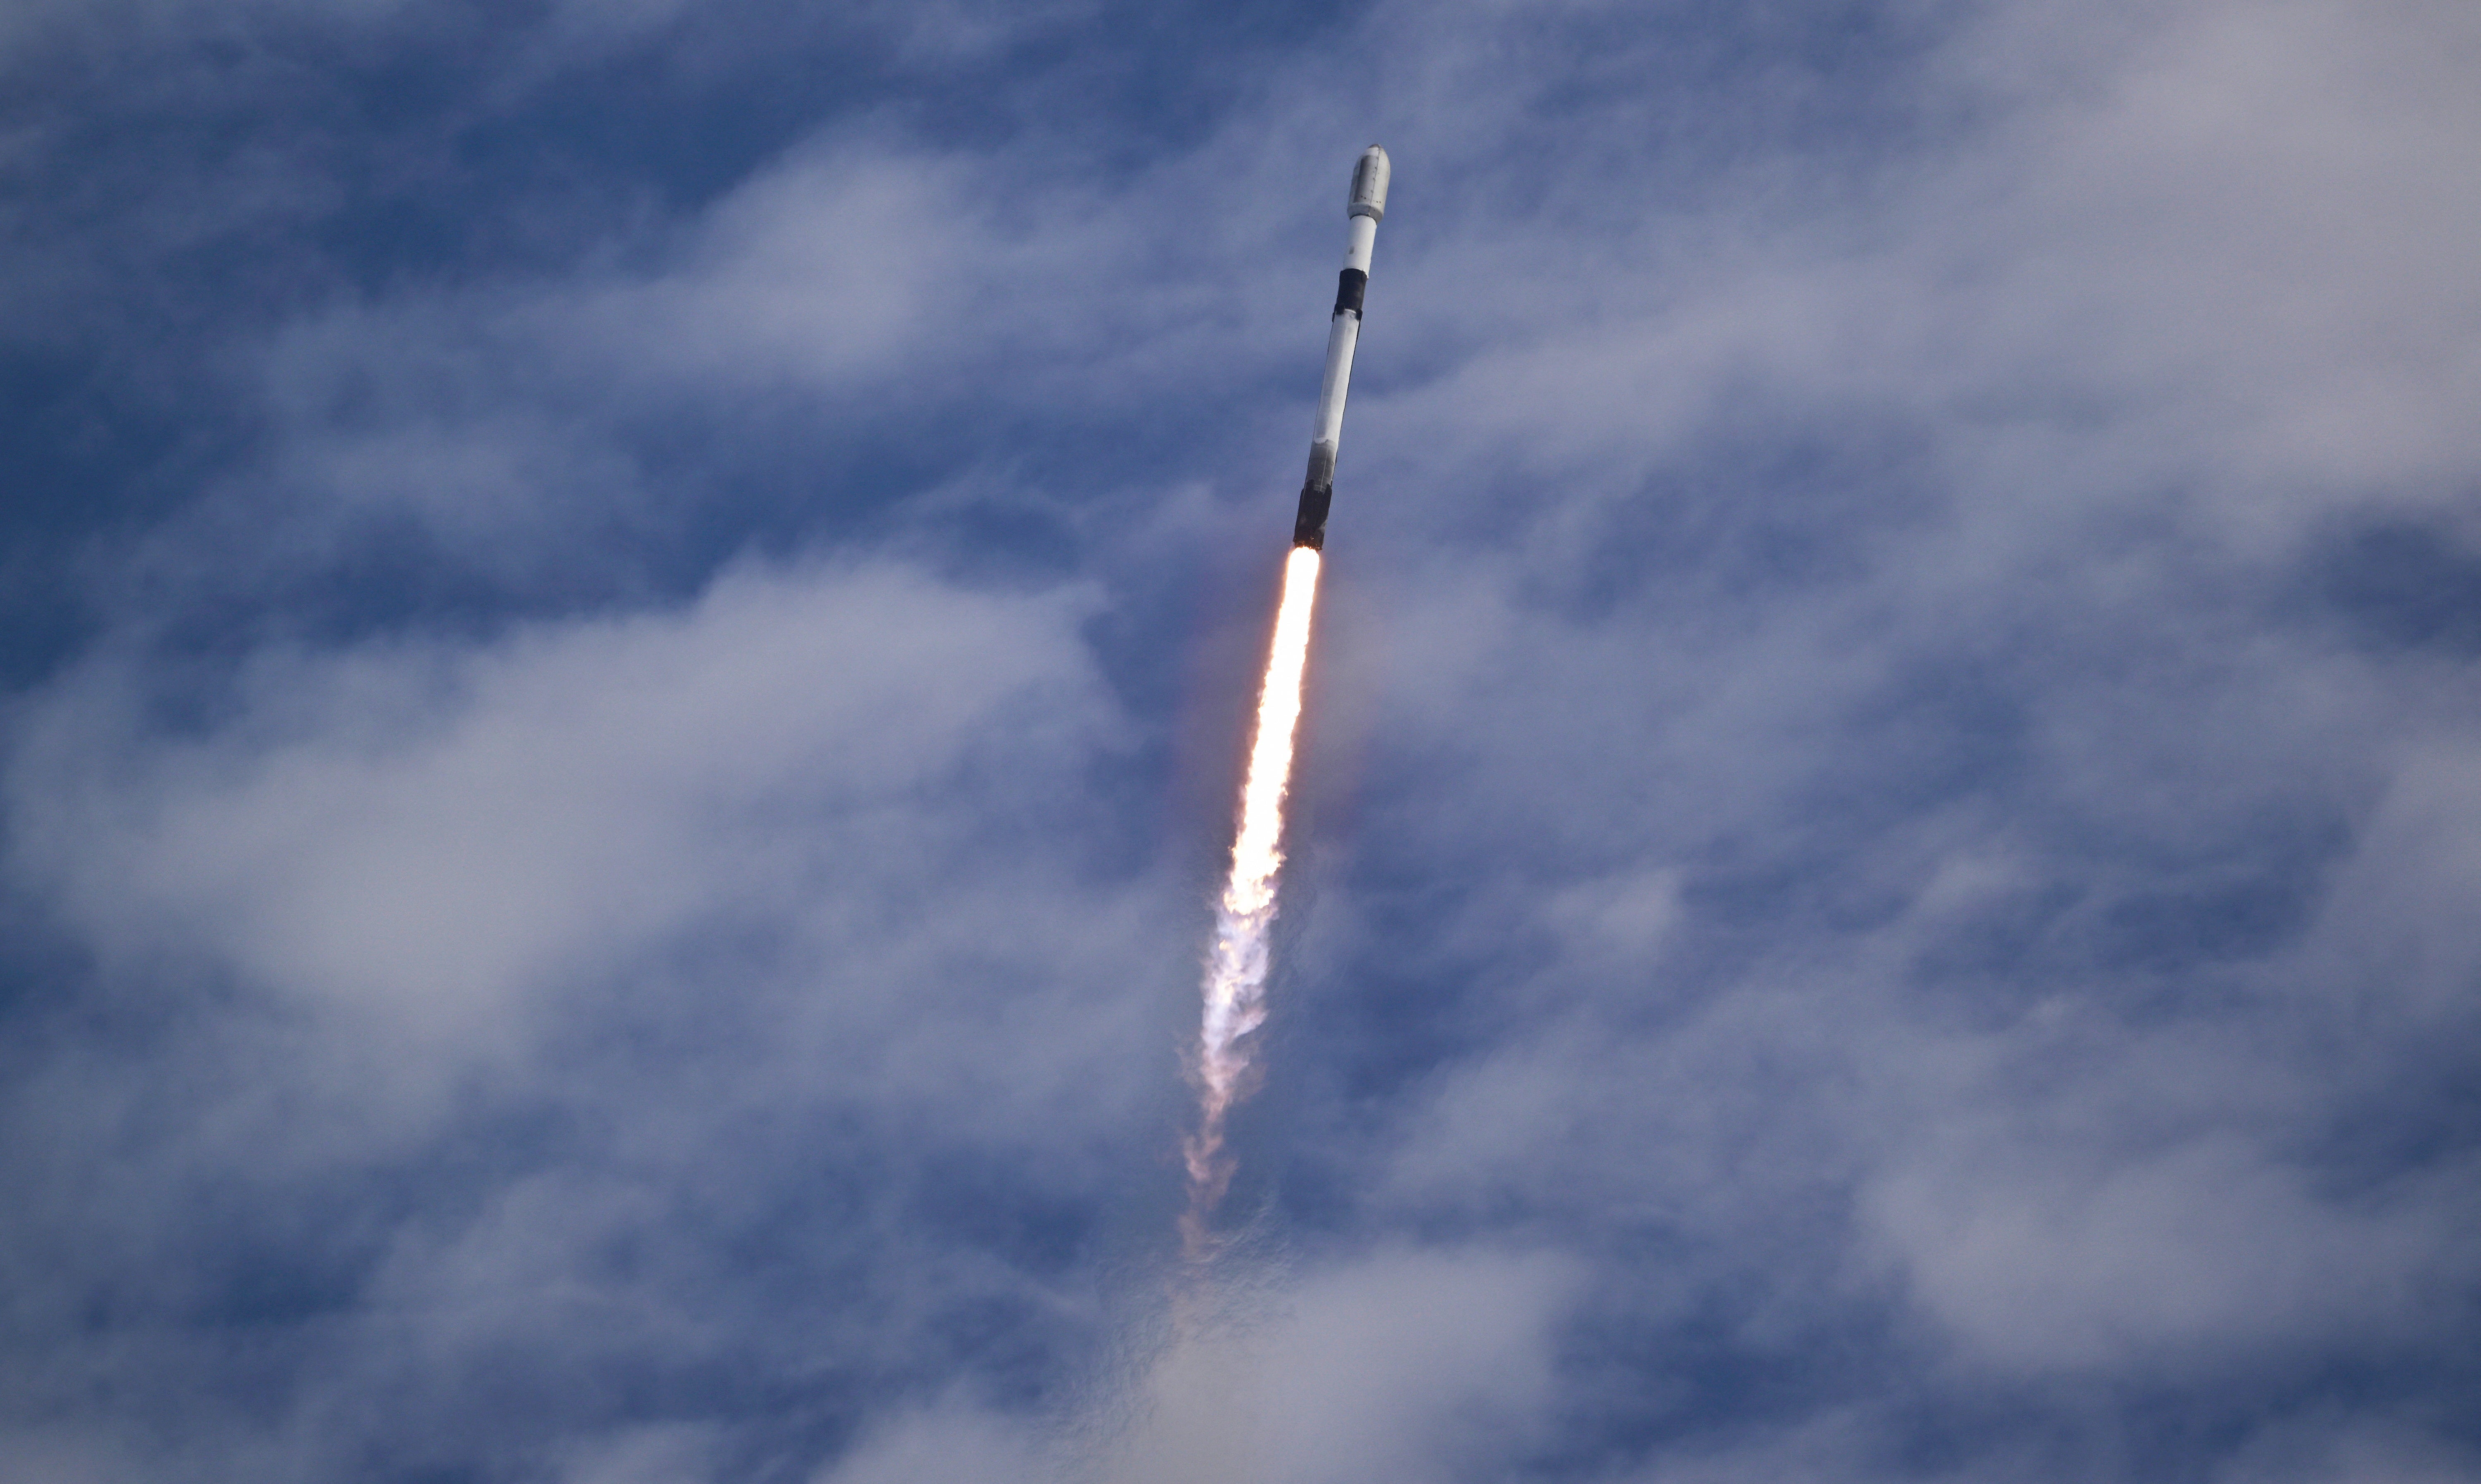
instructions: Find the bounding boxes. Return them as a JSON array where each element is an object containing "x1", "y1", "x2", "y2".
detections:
[
  {"x1": 1293, "y1": 482, "x2": 1333, "y2": 550},
  {"x1": 1297, "y1": 444, "x2": 1337, "y2": 546},
  {"x1": 1333, "y1": 269, "x2": 1367, "y2": 318}
]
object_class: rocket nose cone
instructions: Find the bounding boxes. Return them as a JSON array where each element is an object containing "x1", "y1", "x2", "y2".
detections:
[{"x1": 1349, "y1": 146, "x2": 1391, "y2": 220}]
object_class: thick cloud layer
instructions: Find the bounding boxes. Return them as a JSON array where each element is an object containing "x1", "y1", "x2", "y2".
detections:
[{"x1": 5, "y1": 0, "x2": 2479, "y2": 1480}]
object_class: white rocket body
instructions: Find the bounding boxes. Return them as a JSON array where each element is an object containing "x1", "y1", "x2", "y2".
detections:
[{"x1": 1292, "y1": 146, "x2": 1389, "y2": 550}]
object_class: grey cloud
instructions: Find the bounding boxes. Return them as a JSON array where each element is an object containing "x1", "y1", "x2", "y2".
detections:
[
  {"x1": 1095, "y1": 1247, "x2": 1578, "y2": 1484},
  {"x1": 810, "y1": 1402, "x2": 1044, "y2": 1484},
  {"x1": 2209, "y1": 1417, "x2": 2481, "y2": 1484},
  {"x1": 12, "y1": 560, "x2": 1114, "y2": 1047},
  {"x1": 1346, "y1": 0, "x2": 2481, "y2": 566},
  {"x1": 0, "y1": 554, "x2": 1191, "y2": 1479},
  {"x1": 1864, "y1": 1128, "x2": 2462, "y2": 1372},
  {"x1": 525, "y1": 143, "x2": 984, "y2": 394}
]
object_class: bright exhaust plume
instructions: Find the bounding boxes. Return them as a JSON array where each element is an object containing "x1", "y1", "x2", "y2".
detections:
[{"x1": 1184, "y1": 545, "x2": 1322, "y2": 1255}]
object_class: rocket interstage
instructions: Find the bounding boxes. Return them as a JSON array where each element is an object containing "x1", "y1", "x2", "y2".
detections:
[
  {"x1": 1186, "y1": 148, "x2": 1389, "y2": 1261},
  {"x1": 1291, "y1": 145, "x2": 1390, "y2": 551}
]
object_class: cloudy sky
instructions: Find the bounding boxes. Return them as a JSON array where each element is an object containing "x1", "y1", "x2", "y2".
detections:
[{"x1": 5, "y1": 0, "x2": 2480, "y2": 1479}]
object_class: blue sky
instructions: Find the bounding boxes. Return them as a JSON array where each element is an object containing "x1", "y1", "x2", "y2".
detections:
[{"x1": 5, "y1": 1, "x2": 2480, "y2": 1480}]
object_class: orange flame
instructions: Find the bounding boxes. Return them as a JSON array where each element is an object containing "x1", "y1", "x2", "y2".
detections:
[{"x1": 1183, "y1": 545, "x2": 1322, "y2": 1257}]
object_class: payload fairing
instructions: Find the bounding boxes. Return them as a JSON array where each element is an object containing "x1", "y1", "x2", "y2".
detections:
[{"x1": 1291, "y1": 146, "x2": 1391, "y2": 551}]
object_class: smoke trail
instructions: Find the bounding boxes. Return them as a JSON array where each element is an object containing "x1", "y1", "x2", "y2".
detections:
[{"x1": 1183, "y1": 545, "x2": 1322, "y2": 1257}]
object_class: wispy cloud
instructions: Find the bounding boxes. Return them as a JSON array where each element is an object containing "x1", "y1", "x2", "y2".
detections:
[{"x1": 5, "y1": 0, "x2": 2479, "y2": 1479}]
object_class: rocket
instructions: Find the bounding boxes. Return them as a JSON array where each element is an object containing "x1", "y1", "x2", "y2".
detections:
[{"x1": 1291, "y1": 146, "x2": 1391, "y2": 551}]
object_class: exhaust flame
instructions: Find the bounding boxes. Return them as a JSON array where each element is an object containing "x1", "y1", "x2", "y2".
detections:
[{"x1": 1183, "y1": 545, "x2": 1322, "y2": 1257}]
